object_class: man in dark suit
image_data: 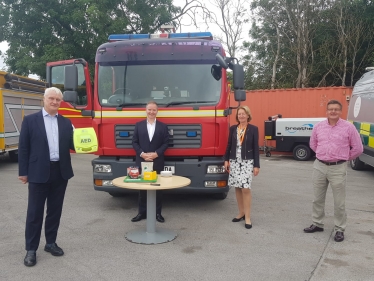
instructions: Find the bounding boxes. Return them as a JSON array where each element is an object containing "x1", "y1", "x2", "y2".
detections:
[
  {"x1": 132, "y1": 101, "x2": 169, "y2": 223},
  {"x1": 18, "y1": 87, "x2": 75, "y2": 267}
]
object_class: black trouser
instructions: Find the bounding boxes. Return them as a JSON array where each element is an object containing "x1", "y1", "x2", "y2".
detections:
[
  {"x1": 138, "y1": 190, "x2": 163, "y2": 215},
  {"x1": 25, "y1": 162, "x2": 68, "y2": 251}
]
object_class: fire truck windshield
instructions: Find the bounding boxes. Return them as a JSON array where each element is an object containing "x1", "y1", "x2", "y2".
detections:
[{"x1": 98, "y1": 63, "x2": 222, "y2": 107}]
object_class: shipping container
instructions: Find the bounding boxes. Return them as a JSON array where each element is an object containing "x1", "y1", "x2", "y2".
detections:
[{"x1": 229, "y1": 87, "x2": 353, "y2": 153}]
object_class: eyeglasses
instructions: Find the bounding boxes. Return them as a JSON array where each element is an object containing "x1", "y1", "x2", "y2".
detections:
[{"x1": 327, "y1": 108, "x2": 341, "y2": 112}]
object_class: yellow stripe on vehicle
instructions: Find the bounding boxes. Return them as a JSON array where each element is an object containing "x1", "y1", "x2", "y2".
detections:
[
  {"x1": 98, "y1": 110, "x2": 221, "y2": 118},
  {"x1": 361, "y1": 122, "x2": 370, "y2": 133},
  {"x1": 360, "y1": 129, "x2": 370, "y2": 136},
  {"x1": 59, "y1": 108, "x2": 82, "y2": 113},
  {"x1": 369, "y1": 136, "x2": 374, "y2": 148},
  {"x1": 60, "y1": 109, "x2": 225, "y2": 118}
]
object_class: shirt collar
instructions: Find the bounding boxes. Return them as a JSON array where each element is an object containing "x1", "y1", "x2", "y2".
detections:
[
  {"x1": 325, "y1": 117, "x2": 342, "y2": 126},
  {"x1": 42, "y1": 108, "x2": 58, "y2": 117},
  {"x1": 147, "y1": 118, "x2": 156, "y2": 125}
]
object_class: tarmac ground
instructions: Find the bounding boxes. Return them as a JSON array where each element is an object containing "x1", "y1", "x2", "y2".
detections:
[{"x1": 0, "y1": 154, "x2": 373, "y2": 281}]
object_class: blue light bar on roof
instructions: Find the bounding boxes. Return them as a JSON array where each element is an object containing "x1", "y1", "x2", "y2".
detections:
[
  {"x1": 169, "y1": 32, "x2": 213, "y2": 39},
  {"x1": 108, "y1": 32, "x2": 213, "y2": 41},
  {"x1": 108, "y1": 34, "x2": 150, "y2": 41}
]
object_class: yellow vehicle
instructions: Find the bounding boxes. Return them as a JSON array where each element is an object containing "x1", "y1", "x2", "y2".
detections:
[{"x1": 0, "y1": 71, "x2": 46, "y2": 161}]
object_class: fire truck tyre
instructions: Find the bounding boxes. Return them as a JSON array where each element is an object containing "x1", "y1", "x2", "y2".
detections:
[
  {"x1": 350, "y1": 157, "x2": 366, "y2": 170},
  {"x1": 9, "y1": 150, "x2": 18, "y2": 162},
  {"x1": 293, "y1": 145, "x2": 311, "y2": 161},
  {"x1": 108, "y1": 192, "x2": 126, "y2": 197},
  {"x1": 266, "y1": 151, "x2": 271, "y2": 157},
  {"x1": 214, "y1": 191, "x2": 228, "y2": 200}
]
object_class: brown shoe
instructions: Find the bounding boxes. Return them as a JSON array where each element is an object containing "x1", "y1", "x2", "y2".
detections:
[
  {"x1": 303, "y1": 224, "x2": 324, "y2": 233},
  {"x1": 334, "y1": 231, "x2": 344, "y2": 242}
]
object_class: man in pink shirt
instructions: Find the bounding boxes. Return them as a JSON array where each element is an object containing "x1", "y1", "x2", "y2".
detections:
[{"x1": 303, "y1": 100, "x2": 363, "y2": 242}]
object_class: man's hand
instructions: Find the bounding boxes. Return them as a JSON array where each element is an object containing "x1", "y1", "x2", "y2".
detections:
[
  {"x1": 148, "y1": 152, "x2": 158, "y2": 160},
  {"x1": 18, "y1": 176, "x2": 28, "y2": 184},
  {"x1": 141, "y1": 152, "x2": 158, "y2": 161}
]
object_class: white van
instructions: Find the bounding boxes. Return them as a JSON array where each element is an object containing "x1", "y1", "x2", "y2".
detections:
[{"x1": 347, "y1": 68, "x2": 374, "y2": 170}]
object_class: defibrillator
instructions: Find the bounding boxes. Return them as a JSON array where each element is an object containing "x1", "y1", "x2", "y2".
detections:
[{"x1": 73, "y1": 127, "x2": 98, "y2": 153}]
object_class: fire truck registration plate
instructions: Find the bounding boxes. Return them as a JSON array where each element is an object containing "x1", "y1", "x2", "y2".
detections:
[{"x1": 163, "y1": 166, "x2": 175, "y2": 174}]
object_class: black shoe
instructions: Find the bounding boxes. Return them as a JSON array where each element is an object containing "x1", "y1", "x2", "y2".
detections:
[
  {"x1": 24, "y1": 251, "x2": 36, "y2": 267},
  {"x1": 245, "y1": 223, "x2": 252, "y2": 229},
  {"x1": 232, "y1": 215, "x2": 245, "y2": 222},
  {"x1": 44, "y1": 243, "x2": 64, "y2": 256},
  {"x1": 303, "y1": 224, "x2": 324, "y2": 233},
  {"x1": 156, "y1": 214, "x2": 165, "y2": 223},
  {"x1": 131, "y1": 213, "x2": 146, "y2": 222},
  {"x1": 334, "y1": 231, "x2": 344, "y2": 242}
]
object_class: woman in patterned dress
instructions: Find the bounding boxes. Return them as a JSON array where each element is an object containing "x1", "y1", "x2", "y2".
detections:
[{"x1": 224, "y1": 106, "x2": 260, "y2": 229}]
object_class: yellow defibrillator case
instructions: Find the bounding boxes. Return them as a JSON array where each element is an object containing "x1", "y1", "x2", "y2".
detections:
[{"x1": 73, "y1": 127, "x2": 98, "y2": 154}]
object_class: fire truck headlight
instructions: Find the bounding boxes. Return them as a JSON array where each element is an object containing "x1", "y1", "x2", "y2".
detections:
[
  {"x1": 94, "y1": 164, "x2": 112, "y2": 173},
  {"x1": 207, "y1": 165, "x2": 226, "y2": 174}
]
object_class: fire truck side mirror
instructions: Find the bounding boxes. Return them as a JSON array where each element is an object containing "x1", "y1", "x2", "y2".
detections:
[
  {"x1": 211, "y1": 65, "x2": 222, "y2": 81},
  {"x1": 63, "y1": 91, "x2": 78, "y2": 104},
  {"x1": 215, "y1": 54, "x2": 228, "y2": 69},
  {"x1": 234, "y1": 89, "x2": 246, "y2": 102},
  {"x1": 232, "y1": 64, "x2": 244, "y2": 90},
  {"x1": 64, "y1": 65, "x2": 78, "y2": 91}
]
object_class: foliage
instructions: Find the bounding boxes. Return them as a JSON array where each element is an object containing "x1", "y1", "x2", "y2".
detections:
[
  {"x1": 0, "y1": 0, "x2": 180, "y2": 77},
  {"x1": 243, "y1": 0, "x2": 374, "y2": 89}
]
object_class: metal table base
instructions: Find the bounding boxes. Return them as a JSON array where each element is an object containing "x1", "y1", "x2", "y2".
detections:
[{"x1": 125, "y1": 189, "x2": 177, "y2": 244}]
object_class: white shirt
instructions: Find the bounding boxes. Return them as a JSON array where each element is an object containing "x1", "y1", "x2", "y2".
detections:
[
  {"x1": 147, "y1": 118, "x2": 156, "y2": 142},
  {"x1": 42, "y1": 108, "x2": 59, "y2": 161}
]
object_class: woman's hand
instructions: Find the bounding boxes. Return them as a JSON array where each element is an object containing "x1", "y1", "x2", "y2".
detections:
[
  {"x1": 253, "y1": 167, "x2": 260, "y2": 176},
  {"x1": 224, "y1": 161, "x2": 230, "y2": 173}
]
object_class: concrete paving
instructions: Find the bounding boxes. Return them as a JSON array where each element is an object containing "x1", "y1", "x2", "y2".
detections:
[{"x1": 0, "y1": 154, "x2": 373, "y2": 281}]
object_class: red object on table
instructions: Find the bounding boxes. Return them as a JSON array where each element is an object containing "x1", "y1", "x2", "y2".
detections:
[{"x1": 128, "y1": 167, "x2": 140, "y2": 179}]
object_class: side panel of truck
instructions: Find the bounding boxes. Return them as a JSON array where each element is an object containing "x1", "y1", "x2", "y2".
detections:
[
  {"x1": 347, "y1": 70, "x2": 374, "y2": 168},
  {"x1": 0, "y1": 89, "x2": 43, "y2": 156}
]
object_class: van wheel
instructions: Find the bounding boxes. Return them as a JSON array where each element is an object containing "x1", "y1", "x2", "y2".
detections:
[
  {"x1": 350, "y1": 157, "x2": 365, "y2": 170},
  {"x1": 293, "y1": 145, "x2": 311, "y2": 161},
  {"x1": 214, "y1": 192, "x2": 228, "y2": 200},
  {"x1": 9, "y1": 150, "x2": 18, "y2": 162}
]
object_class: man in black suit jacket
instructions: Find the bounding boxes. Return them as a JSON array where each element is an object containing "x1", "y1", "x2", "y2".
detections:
[
  {"x1": 18, "y1": 87, "x2": 74, "y2": 267},
  {"x1": 132, "y1": 101, "x2": 169, "y2": 223}
]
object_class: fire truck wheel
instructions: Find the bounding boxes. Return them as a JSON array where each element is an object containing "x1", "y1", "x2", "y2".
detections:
[
  {"x1": 293, "y1": 145, "x2": 311, "y2": 161},
  {"x1": 214, "y1": 191, "x2": 228, "y2": 200},
  {"x1": 9, "y1": 150, "x2": 18, "y2": 162},
  {"x1": 350, "y1": 157, "x2": 366, "y2": 170}
]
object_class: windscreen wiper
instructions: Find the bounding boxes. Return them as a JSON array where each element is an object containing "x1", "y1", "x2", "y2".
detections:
[
  {"x1": 116, "y1": 103, "x2": 146, "y2": 108},
  {"x1": 164, "y1": 101, "x2": 216, "y2": 107}
]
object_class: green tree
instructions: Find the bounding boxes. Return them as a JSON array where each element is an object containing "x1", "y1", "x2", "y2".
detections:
[
  {"x1": 244, "y1": 0, "x2": 374, "y2": 89},
  {"x1": 0, "y1": 0, "x2": 182, "y2": 78}
]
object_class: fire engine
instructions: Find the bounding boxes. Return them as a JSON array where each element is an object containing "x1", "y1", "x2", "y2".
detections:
[
  {"x1": 47, "y1": 31, "x2": 245, "y2": 199},
  {"x1": 0, "y1": 71, "x2": 45, "y2": 161}
]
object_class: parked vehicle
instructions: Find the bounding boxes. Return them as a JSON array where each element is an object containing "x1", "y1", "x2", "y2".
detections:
[
  {"x1": 47, "y1": 31, "x2": 246, "y2": 199},
  {"x1": 264, "y1": 115, "x2": 325, "y2": 161},
  {"x1": 0, "y1": 71, "x2": 45, "y2": 161},
  {"x1": 347, "y1": 67, "x2": 374, "y2": 170}
]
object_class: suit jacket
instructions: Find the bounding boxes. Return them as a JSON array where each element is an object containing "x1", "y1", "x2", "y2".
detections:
[
  {"x1": 18, "y1": 110, "x2": 74, "y2": 183},
  {"x1": 224, "y1": 123, "x2": 260, "y2": 168},
  {"x1": 132, "y1": 120, "x2": 169, "y2": 173}
]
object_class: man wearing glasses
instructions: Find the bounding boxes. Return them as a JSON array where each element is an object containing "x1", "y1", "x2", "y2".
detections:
[{"x1": 303, "y1": 100, "x2": 363, "y2": 242}]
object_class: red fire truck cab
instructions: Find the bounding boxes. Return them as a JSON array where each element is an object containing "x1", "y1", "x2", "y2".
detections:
[{"x1": 46, "y1": 32, "x2": 246, "y2": 199}]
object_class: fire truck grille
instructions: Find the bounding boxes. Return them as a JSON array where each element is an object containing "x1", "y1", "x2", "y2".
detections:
[{"x1": 115, "y1": 124, "x2": 202, "y2": 149}]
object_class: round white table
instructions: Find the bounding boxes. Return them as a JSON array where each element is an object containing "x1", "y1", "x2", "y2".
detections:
[{"x1": 112, "y1": 175, "x2": 191, "y2": 244}]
